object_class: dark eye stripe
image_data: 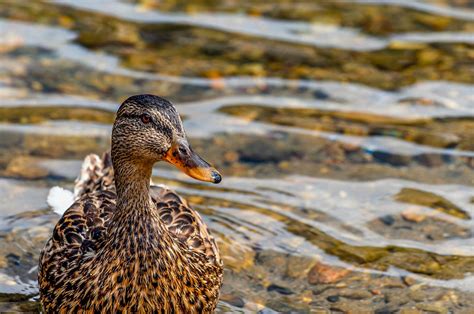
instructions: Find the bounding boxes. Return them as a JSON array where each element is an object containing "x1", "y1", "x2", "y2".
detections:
[
  {"x1": 121, "y1": 113, "x2": 139, "y2": 120},
  {"x1": 121, "y1": 113, "x2": 154, "y2": 124}
]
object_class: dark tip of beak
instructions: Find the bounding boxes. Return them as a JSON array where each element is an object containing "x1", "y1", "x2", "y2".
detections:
[{"x1": 211, "y1": 171, "x2": 222, "y2": 184}]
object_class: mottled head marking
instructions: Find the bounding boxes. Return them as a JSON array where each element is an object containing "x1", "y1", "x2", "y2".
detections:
[
  {"x1": 112, "y1": 94, "x2": 185, "y2": 164},
  {"x1": 112, "y1": 94, "x2": 221, "y2": 188}
]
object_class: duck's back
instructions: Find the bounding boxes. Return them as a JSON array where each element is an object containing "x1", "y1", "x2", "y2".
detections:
[{"x1": 39, "y1": 153, "x2": 223, "y2": 312}]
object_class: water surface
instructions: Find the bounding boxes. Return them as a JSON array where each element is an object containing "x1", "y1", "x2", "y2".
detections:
[{"x1": 0, "y1": 0, "x2": 473, "y2": 312}]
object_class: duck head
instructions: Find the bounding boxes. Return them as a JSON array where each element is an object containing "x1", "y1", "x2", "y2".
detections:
[{"x1": 111, "y1": 94, "x2": 221, "y2": 184}]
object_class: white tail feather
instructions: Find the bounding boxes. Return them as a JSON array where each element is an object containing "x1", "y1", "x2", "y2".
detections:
[{"x1": 47, "y1": 186, "x2": 75, "y2": 215}]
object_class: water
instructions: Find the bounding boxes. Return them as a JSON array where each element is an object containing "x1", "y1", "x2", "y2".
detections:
[{"x1": 0, "y1": 0, "x2": 473, "y2": 312}]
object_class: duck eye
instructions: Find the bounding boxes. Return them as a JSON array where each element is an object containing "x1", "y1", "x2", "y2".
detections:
[{"x1": 140, "y1": 114, "x2": 151, "y2": 124}]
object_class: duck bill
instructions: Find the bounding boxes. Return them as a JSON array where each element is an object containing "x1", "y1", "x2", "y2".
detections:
[{"x1": 164, "y1": 140, "x2": 222, "y2": 184}]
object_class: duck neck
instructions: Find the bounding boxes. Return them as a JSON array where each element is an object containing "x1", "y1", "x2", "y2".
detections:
[
  {"x1": 112, "y1": 155, "x2": 153, "y2": 215},
  {"x1": 110, "y1": 155, "x2": 173, "y2": 255}
]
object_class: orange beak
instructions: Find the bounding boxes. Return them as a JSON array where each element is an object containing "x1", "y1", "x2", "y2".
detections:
[{"x1": 163, "y1": 139, "x2": 222, "y2": 184}]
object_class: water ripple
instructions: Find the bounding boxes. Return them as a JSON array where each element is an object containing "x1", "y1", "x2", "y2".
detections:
[
  {"x1": 352, "y1": 0, "x2": 474, "y2": 21},
  {"x1": 51, "y1": 0, "x2": 474, "y2": 51}
]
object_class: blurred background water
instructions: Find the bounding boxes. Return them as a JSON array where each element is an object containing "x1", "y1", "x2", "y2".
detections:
[{"x1": 1, "y1": 0, "x2": 474, "y2": 312}]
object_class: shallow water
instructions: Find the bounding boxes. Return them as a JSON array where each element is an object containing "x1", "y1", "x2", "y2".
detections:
[{"x1": 0, "y1": 0, "x2": 474, "y2": 312}]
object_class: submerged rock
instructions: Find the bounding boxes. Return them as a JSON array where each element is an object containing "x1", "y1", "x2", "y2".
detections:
[
  {"x1": 307, "y1": 262, "x2": 350, "y2": 285},
  {"x1": 395, "y1": 187, "x2": 471, "y2": 219}
]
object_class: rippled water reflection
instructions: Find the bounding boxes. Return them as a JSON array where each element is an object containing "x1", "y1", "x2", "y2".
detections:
[{"x1": 1, "y1": 0, "x2": 473, "y2": 312}]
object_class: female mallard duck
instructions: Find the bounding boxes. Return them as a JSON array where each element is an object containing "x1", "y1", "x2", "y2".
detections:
[{"x1": 39, "y1": 94, "x2": 223, "y2": 313}]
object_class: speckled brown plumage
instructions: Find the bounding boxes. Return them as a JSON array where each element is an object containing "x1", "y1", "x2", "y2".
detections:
[{"x1": 39, "y1": 95, "x2": 223, "y2": 313}]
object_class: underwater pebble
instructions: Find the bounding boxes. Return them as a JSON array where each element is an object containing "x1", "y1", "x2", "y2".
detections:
[
  {"x1": 307, "y1": 262, "x2": 350, "y2": 285},
  {"x1": 339, "y1": 289, "x2": 373, "y2": 300},
  {"x1": 267, "y1": 284, "x2": 293, "y2": 295},
  {"x1": 326, "y1": 295, "x2": 340, "y2": 302},
  {"x1": 401, "y1": 209, "x2": 426, "y2": 223},
  {"x1": 285, "y1": 255, "x2": 317, "y2": 279},
  {"x1": 219, "y1": 294, "x2": 245, "y2": 308},
  {"x1": 379, "y1": 214, "x2": 395, "y2": 226},
  {"x1": 415, "y1": 302, "x2": 448, "y2": 314},
  {"x1": 402, "y1": 276, "x2": 417, "y2": 286}
]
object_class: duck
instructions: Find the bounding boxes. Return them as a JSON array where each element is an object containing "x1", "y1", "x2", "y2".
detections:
[{"x1": 38, "y1": 94, "x2": 223, "y2": 313}]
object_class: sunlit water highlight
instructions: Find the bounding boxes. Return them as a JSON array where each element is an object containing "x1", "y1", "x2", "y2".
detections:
[{"x1": 0, "y1": 0, "x2": 473, "y2": 312}]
